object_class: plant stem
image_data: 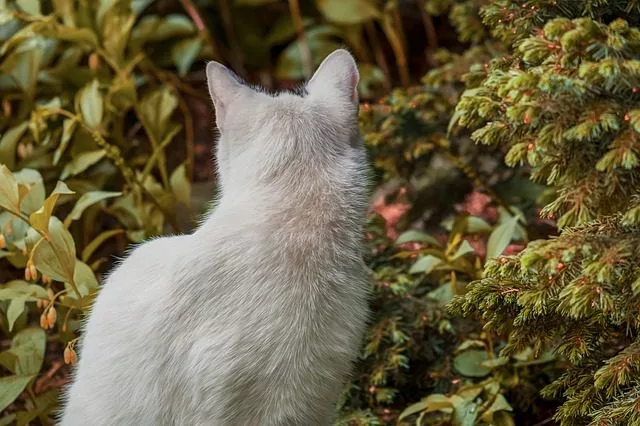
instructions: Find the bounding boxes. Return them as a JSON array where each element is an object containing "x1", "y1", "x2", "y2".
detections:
[
  {"x1": 365, "y1": 22, "x2": 391, "y2": 90},
  {"x1": 418, "y1": 0, "x2": 438, "y2": 51},
  {"x1": 178, "y1": 0, "x2": 222, "y2": 59},
  {"x1": 380, "y1": 15, "x2": 410, "y2": 86},
  {"x1": 288, "y1": 0, "x2": 313, "y2": 79},
  {"x1": 41, "y1": 108, "x2": 182, "y2": 233},
  {"x1": 218, "y1": 0, "x2": 246, "y2": 77},
  {"x1": 177, "y1": 97, "x2": 195, "y2": 182}
]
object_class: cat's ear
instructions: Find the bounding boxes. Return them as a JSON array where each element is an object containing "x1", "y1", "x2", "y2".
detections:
[
  {"x1": 306, "y1": 49, "x2": 359, "y2": 105},
  {"x1": 206, "y1": 61, "x2": 248, "y2": 128}
]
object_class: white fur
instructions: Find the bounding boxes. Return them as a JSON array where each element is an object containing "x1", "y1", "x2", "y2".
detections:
[{"x1": 59, "y1": 49, "x2": 371, "y2": 426}]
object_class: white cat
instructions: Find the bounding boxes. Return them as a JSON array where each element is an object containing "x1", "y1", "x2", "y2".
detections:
[{"x1": 59, "y1": 49, "x2": 371, "y2": 426}]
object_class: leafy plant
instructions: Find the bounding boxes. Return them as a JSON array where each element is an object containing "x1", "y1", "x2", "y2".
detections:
[
  {"x1": 0, "y1": 0, "x2": 202, "y2": 420},
  {"x1": 451, "y1": 0, "x2": 640, "y2": 424}
]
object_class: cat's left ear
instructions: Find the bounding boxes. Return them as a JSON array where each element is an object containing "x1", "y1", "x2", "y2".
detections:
[
  {"x1": 206, "y1": 61, "x2": 249, "y2": 129},
  {"x1": 306, "y1": 49, "x2": 359, "y2": 105}
]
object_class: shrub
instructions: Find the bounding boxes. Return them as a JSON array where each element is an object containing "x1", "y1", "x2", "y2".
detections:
[
  {"x1": 0, "y1": 0, "x2": 202, "y2": 421},
  {"x1": 451, "y1": 0, "x2": 640, "y2": 424}
]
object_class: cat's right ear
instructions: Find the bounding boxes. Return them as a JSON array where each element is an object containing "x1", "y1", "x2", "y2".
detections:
[{"x1": 206, "y1": 62, "x2": 246, "y2": 130}]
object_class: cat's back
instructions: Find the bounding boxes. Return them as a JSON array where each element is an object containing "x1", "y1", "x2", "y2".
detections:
[
  {"x1": 61, "y1": 234, "x2": 195, "y2": 425},
  {"x1": 170, "y1": 198, "x2": 370, "y2": 424}
]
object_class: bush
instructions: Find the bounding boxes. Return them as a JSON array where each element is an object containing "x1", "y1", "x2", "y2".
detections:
[
  {"x1": 451, "y1": 0, "x2": 640, "y2": 425},
  {"x1": 0, "y1": 0, "x2": 201, "y2": 421}
]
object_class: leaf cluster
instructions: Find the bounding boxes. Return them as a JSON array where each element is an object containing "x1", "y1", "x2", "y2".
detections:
[{"x1": 0, "y1": 0, "x2": 199, "y2": 421}]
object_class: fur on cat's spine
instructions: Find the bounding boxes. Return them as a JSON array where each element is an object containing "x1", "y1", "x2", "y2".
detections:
[{"x1": 60, "y1": 49, "x2": 371, "y2": 426}]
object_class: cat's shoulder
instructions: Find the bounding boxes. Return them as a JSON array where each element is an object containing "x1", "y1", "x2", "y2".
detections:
[{"x1": 113, "y1": 233, "x2": 195, "y2": 272}]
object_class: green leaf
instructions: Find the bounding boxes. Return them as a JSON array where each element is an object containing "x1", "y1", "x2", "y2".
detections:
[
  {"x1": 427, "y1": 282, "x2": 454, "y2": 305},
  {"x1": 480, "y1": 394, "x2": 513, "y2": 424},
  {"x1": 450, "y1": 395, "x2": 479, "y2": 426},
  {"x1": 81, "y1": 229, "x2": 124, "y2": 262},
  {"x1": 481, "y1": 357, "x2": 509, "y2": 368},
  {"x1": 628, "y1": 109, "x2": 640, "y2": 133},
  {"x1": 0, "y1": 164, "x2": 20, "y2": 213},
  {"x1": 72, "y1": 259, "x2": 98, "y2": 298},
  {"x1": 466, "y1": 216, "x2": 492, "y2": 233},
  {"x1": 398, "y1": 394, "x2": 453, "y2": 420},
  {"x1": 51, "y1": 26, "x2": 97, "y2": 47},
  {"x1": 1, "y1": 43, "x2": 43, "y2": 93},
  {"x1": 0, "y1": 350, "x2": 18, "y2": 374},
  {"x1": 31, "y1": 217, "x2": 76, "y2": 284},
  {"x1": 132, "y1": 14, "x2": 195, "y2": 46},
  {"x1": 6, "y1": 295, "x2": 27, "y2": 332},
  {"x1": 66, "y1": 190, "x2": 121, "y2": 223},
  {"x1": 266, "y1": 16, "x2": 313, "y2": 46},
  {"x1": 453, "y1": 349, "x2": 492, "y2": 378},
  {"x1": 315, "y1": 0, "x2": 380, "y2": 24},
  {"x1": 13, "y1": 169, "x2": 44, "y2": 215},
  {"x1": 109, "y1": 76, "x2": 137, "y2": 111},
  {"x1": 53, "y1": 119, "x2": 77, "y2": 165},
  {"x1": 0, "y1": 415, "x2": 16, "y2": 426},
  {"x1": 0, "y1": 280, "x2": 48, "y2": 301},
  {"x1": 16, "y1": 0, "x2": 41, "y2": 15},
  {"x1": 170, "y1": 163, "x2": 190, "y2": 208},
  {"x1": 171, "y1": 37, "x2": 203, "y2": 77},
  {"x1": 275, "y1": 26, "x2": 343, "y2": 80},
  {"x1": 0, "y1": 122, "x2": 28, "y2": 169},
  {"x1": 486, "y1": 216, "x2": 518, "y2": 260},
  {"x1": 138, "y1": 88, "x2": 178, "y2": 143},
  {"x1": 452, "y1": 240, "x2": 475, "y2": 260},
  {"x1": 16, "y1": 388, "x2": 58, "y2": 425},
  {"x1": 29, "y1": 181, "x2": 74, "y2": 235},
  {"x1": 11, "y1": 328, "x2": 45, "y2": 376},
  {"x1": 409, "y1": 255, "x2": 443, "y2": 274},
  {"x1": 395, "y1": 230, "x2": 440, "y2": 246},
  {"x1": 77, "y1": 80, "x2": 103, "y2": 129},
  {"x1": 0, "y1": 376, "x2": 34, "y2": 412},
  {"x1": 60, "y1": 149, "x2": 106, "y2": 179}
]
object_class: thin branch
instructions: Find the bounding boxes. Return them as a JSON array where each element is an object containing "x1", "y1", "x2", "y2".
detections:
[
  {"x1": 178, "y1": 0, "x2": 222, "y2": 59},
  {"x1": 418, "y1": 0, "x2": 438, "y2": 51},
  {"x1": 218, "y1": 0, "x2": 247, "y2": 78},
  {"x1": 380, "y1": 15, "x2": 410, "y2": 87},
  {"x1": 365, "y1": 22, "x2": 391, "y2": 90},
  {"x1": 177, "y1": 97, "x2": 195, "y2": 182},
  {"x1": 288, "y1": 0, "x2": 313, "y2": 79}
]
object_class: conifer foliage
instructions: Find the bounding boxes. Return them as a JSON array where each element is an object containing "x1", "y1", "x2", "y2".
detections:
[{"x1": 451, "y1": 1, "x2": 640, "y2": 424}]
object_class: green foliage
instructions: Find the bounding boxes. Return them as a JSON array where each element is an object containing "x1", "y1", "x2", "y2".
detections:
[
  {"x1": 0, "y1": 0, "x2": 200, "y2": 420},
  {"x1": 453, "y1": 1, "x2": 640, "y2": 228},
  {"x1": 451, "y1": 0, "x2": 640, "y2": 424}
]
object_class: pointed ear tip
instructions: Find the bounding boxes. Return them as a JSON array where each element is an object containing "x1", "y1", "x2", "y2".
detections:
[
  {"x1": 206, "y1": 61, "x2": 224, "y2": 75},
  {"x1": 329, "y1": 49, "x2": 357, "y2": 64}
]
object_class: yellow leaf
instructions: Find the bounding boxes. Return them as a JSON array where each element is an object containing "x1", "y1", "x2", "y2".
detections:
[
  {"x1": 29, "y1": 181, "x2": 74, "y2": 235},
  {"x1": 170, "y1": 163, "x2": 191, "y2": 207},
  {"x1": 0, "y1": 164, "x2": 20, "y2": 213}
]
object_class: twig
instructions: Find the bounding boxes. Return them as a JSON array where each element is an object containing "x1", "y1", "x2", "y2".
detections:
[
  {"x1": 218, "y1": 0, "x2": 246, "y2": 78},
  {"x1": 380, "y1": 14, "x2": 410, "y2": 87},
  {"x1": 288, "y1": 0, "x2": 313, "y2": 79},
  {"x1": 177, "y1": 97, "x2": 195, "y2": 182},
  {"x1": 533, "y1": 419, "x2": 555, "y2": 426},
  {"x1": 40, "y1": 108, "x2": 182, "y2": 233},
  {"x1": 178, "y1": 0, "x2": 222, "y2": 59},
  {"x1": 418, "y1": 0, "x2": 439, "y2": 52},
  {"x1": 365, "y1": 22, "x2": 391, "y2": 90}
]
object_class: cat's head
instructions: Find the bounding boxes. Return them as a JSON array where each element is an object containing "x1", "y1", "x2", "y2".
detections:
[{"x1": 205, "y1": 49, "x2": 361, "y2": 192}]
